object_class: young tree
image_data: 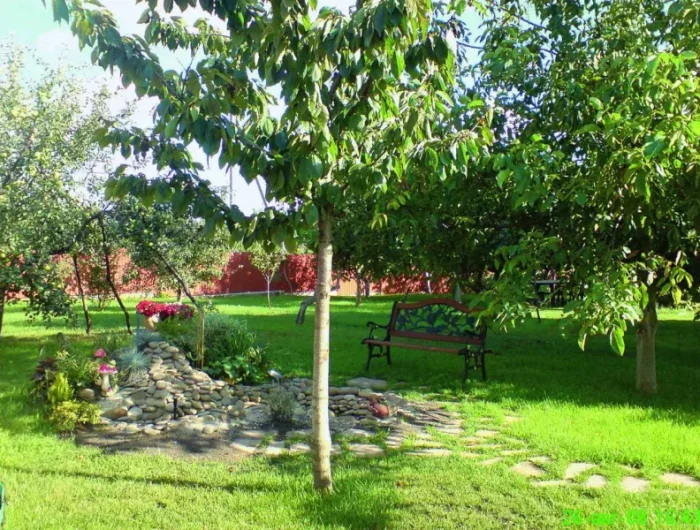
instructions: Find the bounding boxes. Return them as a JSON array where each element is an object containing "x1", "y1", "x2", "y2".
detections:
[
  {"x1": 249, "y1": 243, "x2": 287, "y2": 307},
  {"x1": 54, "y1": 0, "x2": 485, "y2": 491},
  {"x1": 469, "y1": 0, "x2": 700, "y2": 394},
  {"x1": 115, "y1": 197, "x2": 232, "y2": 306},
  {"x1": 0, "y1": 43, "x2": 111, "y2": 334}
]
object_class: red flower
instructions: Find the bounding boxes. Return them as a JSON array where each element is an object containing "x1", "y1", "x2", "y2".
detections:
[{"x1": 136, "y1": 300, "x2": 166, "y2": 317}]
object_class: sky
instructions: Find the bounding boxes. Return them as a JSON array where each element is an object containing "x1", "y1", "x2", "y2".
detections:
[{"x1": 0, "y1": 0, "x2": 355, "y2": 214}]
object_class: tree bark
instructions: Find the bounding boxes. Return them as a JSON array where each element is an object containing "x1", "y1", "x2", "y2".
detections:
[
  {"x1": 636, "y1": 289, "x2": 658, "y2": 395},
  {"x1": 0, "y1": 288, "x2": 5, "y2": 337},
  {"x1": 266, "y1": 276, "x2": 272, "y2": 308},
  {"x1": 296, "y1": 292, "x2": 316, "y2": 325},
  {"x1": 176, "y1": 288, "x2": 183, "y2": 303},
  {"x1": 72, "y1": 254, "x2": 92, "y2": 336},
  {"x1": 98, "y1": 216, "x2": 132, "y2": 334},
  {"x1": 311, "y1": 208, "x2": 333, "y2": 494}
]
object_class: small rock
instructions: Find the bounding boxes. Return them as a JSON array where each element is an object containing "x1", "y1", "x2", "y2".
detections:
[
  {"x1": 660, "y1": 473, "x2": 699, "y2": 488},
  {"x1": 103, "y1": 406, "x2": 128, "y2": 420},
  {"x1": 127, "y1": 406, "x2": 143, "y2": 419},
  {"x1": 155, "y1": 381, "x2": 168, "y2": 390},
  {"x1": 78, "y1": 388, "x2": 95, "y2": 401}
]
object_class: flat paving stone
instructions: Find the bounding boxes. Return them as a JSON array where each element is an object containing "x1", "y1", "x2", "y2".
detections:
[
  {"x1": 263, "y1": 441, "x2": 286, "y2": 456},
  {"x1": 434, "y1": 426, "x2": 462, "y2": 435},
  {"x1": 349, "y1": 444, "x2": 385, "y2": 457},
  {"x1": 621, "y1": 476, "x2": 650, "y2": 493},
  {"x1": 345, "y1": 428, "x2": 373, "y2": 438},
  {"x1": 230, "y1": 438, "x2": 260, "y2": 453},
  {"x1": 480, "y1": 457, "x2": 503, "y2": 466},
  {"x1": 503, "y1": 416, "x2": 521, "y2": 424},
  {"x1": 564, "y1": 462, "x2": 596, "y2": 480},
  {"x1": 459, "y1": 451, "x2": 480, "y2": 459},
  {"x1": 406, "y1": 448, "x2": 452, "y2": 457},
  {"x1": 529, "y1": 456, "x2": 552, "y2": 464},
  {"x1": 385, "y1": 436, "x2": 404, "y2": 448},
  {"x1": 585, "y1": 475, "x2": 608, "y2": 489},
  {"x1": 288, "y1": 443, "x2": 311, "y2": 454},
  {"x1": 660, "y1": 473, "x2": 699, "y2": 488},
  {"x1": 533, "y1": 480, "x2": 569, "y2": 487},
  {"x1": 501, "y1": 449, "x2": 528, "y2": 456},
  {"x1": 238, "y1": 429, "x2": 271, "y2": 440},
  {"x1": 512, "y1": 461, "x2": 546, "y2": 478},
  {"x1": 475, "y1": 429, "x2": 499, "y2": 438}
]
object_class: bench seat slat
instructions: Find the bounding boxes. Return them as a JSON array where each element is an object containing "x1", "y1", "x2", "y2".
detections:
[{"x1": 362, "y1": 340, "x2": 469, "y2": 355}]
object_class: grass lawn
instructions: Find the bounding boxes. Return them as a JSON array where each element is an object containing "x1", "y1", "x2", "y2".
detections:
[{"x1": 1, "y1": 294, "x2": 699, "y2": 529}]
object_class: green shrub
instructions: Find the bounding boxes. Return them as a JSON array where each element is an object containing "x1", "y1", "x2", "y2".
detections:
[
  {"x1": 201, "y1": 315, "x2": 271, "y2": 384},
  {"x1": 47, "y1": 373, "x2": 73, "y2": 405},
  {"x1": 113, "y1": 346, "x2": 149, "y2": 384},
  {"x1": 92, "y1": 334, "x2": 130, "y2": 356},
  {"x1": 54, "y1": 349, "x2": 98, "y2": 390},
  {"x1": 158, "y1": 313, "x2": 271, "y2": 384},
  {"x1": 266, "y1": 388, "x2": 298, "y2": 425},
  {"x1": 48, "y1": 400, "x2": 101, "y2": 432}
]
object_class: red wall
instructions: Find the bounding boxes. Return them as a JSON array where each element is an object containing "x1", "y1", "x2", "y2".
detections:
[{"x1": 63, "y1": 251, "x2": 449, "y2": 297}]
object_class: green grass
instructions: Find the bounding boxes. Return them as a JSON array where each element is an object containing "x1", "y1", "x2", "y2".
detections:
[{"x1": 1, "y1": 295, "x2": 700, "y2": 529}]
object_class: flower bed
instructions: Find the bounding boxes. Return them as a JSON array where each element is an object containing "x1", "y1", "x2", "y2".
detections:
[{"x1": 136, "y1": 300, "x2": 194, "y2": 320}]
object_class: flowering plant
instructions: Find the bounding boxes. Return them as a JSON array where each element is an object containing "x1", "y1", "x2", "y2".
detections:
[
  {"x1": 136, "y1": 300, "x2": 166, "y2": 317},
  {"x1": 136, "y1": 300, "x2": 194, "y2": 320}
]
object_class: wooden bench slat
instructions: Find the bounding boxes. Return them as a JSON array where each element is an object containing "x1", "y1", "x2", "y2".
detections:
[{"x1": 362, "y1": 340, "x2": 466, "y2": 355}]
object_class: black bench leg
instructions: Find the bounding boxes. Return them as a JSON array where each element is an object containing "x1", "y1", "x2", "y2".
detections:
[
  {"x1": 386, "y1": 346, "x2": 392, "y2": 366},
  {"x1": 462, "y1": 353, "x2": 469, "y2": 384},
  {"x1": 480, "y1": 349, "x2": 487, "y2": 381},
  {"x1": 365, "y1": 344, "x2": 374, "y2": 371}
]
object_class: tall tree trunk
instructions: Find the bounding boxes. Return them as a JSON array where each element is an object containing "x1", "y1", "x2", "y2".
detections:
[
  {"x1": 154, "y1": 249, "x2": 200, "y2": 309},
  {"x1": 636, "y1": 289, "x2": 658, "y2": 395},
  {"x1": 0, "y1": 287, "x2": 5, "y2": 337},
  {"x1": 266, "y1": 277, "x2": 272, "y2": 308},
  {"x1": 282, "y1": 262, "x2": 295, "y2": 293},
  {"x1": 311, "y1": 208, "x2": 333, "y2": 494},
  {"x1": 98, "y1": 216, "x2": 132, "y2": 334},
  {"x1": 72, "y1": 254, "x2": 92, "y2": 336},
  {"x1": 176, "y1": 288, "x2": 183, "y2": 303}
]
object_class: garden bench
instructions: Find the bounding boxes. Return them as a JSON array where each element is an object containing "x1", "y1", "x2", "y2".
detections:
[{"x1": 361, "y1": 298, "x2": 488, "y2": 383}]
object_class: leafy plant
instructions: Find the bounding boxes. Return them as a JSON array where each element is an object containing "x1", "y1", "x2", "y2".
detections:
[
  {"x1": 133, "y1": 328, "x2": 162, "y2": 352},
  {"x1": 266, "y1": 388, "x2": 298, "y2": 426},
  {"x1": 54, "y1": 349, "x2": 98, "y2": 390},
  {"x1": 156, "y1": 316, "x2": 197, "y2": 353},
  {"x1": 47, "y1": 373, "x2": 73, "y2": 406},
  {"x1": 47, "y1": 400, "x2": 101, "y2": 432},
  {"x1": 113, "y1": 345, "x2": 149, "y2": 384}
]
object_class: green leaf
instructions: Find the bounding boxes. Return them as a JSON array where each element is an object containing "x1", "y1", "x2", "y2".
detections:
[
  {"x1": 589, "y1": 97, "x2": 603, "y2": 111},
  {"x1": 299, "y1": 155, "x2": 324, "y2": 182},
  {"x1": 496, "y1": 169, "x2": 511, "y2": 188},
  {"x1": 164, "y1": 0, "x2": 174, "y2": 12},
  {"x1": 164, "y1": 116, "x2": 179, "y2": 139},
  {"x1": 391, "y1": 51, "x2": 405, "y2": 78},
  {"x1": 305, "y1": 204, "x2": 319, "y2": 226},
  {"x1": 137, "y1": 9, "x2": 150, "y2": 24},
  {"x1": 374, "y1": 6, "x2": 385, "y2": 35},
  {"x1": 610, "y1": 327, "x2": 625, "y2": 355},
  {"x1": 52, "y1": 0, "x2": 69, "y2": 22},
  {"x1": 679, "y1": 50, "x2": 697, "y2": 60},
  {"x1": 644, "y1": 138, "x2": 666, "y2": 158},
  {"x1": 688, "y1": 121, "x2": 700, "y2": 136}
]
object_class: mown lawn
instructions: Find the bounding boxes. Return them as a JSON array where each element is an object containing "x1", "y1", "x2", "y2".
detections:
[{"x1": 1, "y1": 294, "x2": 699, "y2": 529}]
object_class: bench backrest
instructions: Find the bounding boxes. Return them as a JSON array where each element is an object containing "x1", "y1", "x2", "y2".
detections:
[{"x1": 388, "y1": 298, "x2": 485, "y2": 345}]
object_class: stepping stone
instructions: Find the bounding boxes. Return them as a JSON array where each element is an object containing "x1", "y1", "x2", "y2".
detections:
[
  {"x1": 512, "y1": 461, "x2": 546, "y2": 478},
  {"x1": 345, "y1": 377, "x2": 388, "y2": 390},
  {"x1": 238, "y1": 429, "x2": 270, "y2": 440},
  {"x1": 564, "y1": 462, "x2": 596, "y2": 480},
  {"x1": 533, "y1": 480, "x2": 569, "y2": 487},
  {"x1": 459, "y1": 451, "x2": 480, "y2": 459},
  {"x1": 331, "y1": 444, "x2": 342, "y2": 455},
  {"x1": 621, "y1": 465, "x2": 639, "y2": 473},
  {"x1": 529, "y1": 456, "x2": 552, "y2": 464},
  {"x1": 621, "y1": 476, "x2": 650, "y2": 493},
  {"x1": 585, "y1": 475, "x2": 608, "y2": 489},
  {"x1": 288, "y1": 443, "x2": 311, "y2": 454},
  {"x1": 414, "y1": 439, "x2": 444, "y2": 448},
  {"x1": 503, "y1": 416, "x2": 521, "y2": 424},
  {"x1": 230, "y1": 438, "x2": 260, "y2": 453},
  {"x1": 475, "y1": 429, "x2": 499, "y2": 438},
  {"x1": 477, "y1": 417, "x2": 493, "y2": 423},
  {"x1": 480, "y1": 457, "x2": 503, "y2": 466},
  {"x1": 349, "y1": 444, "x2": 385, "y2": 457},
  {"x1": 501, "y1": 449, "x2": 528, "y2": 456},
  {"x1": 263, "y1": 442, "x2": 286, "y2": 456},
  {"x1": 345, "y1": 428, "x2": 373, "y2": 438},
  {"x1": 435, "y1": 426, "x2": 462, "y2": 435},
  {"x1": 385, "y1": 436, "x2": 404, "y2": 448},
  {"x1": 406, "y1": 448, "x2": 452, "y2": 457},
  {"x1": 660, "y1": 473, "x2": 699, "y2": 488}
]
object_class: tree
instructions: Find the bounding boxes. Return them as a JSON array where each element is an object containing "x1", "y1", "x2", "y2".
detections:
[
  {"x1": 0, "y1": 43, "x2": 111, "y2": 335},
  {"x1": 54, "y1": 0, "x2": 486, "y2": 491},
  {"x1": 249, "y1": 243, "x2": 287, "y2": 307},
  {"x1": 115, "y1": 197, "x2": 232, "y2": 307},
  {"x1": 468, "y1": 0, "x2": 700, "y2": 394}
]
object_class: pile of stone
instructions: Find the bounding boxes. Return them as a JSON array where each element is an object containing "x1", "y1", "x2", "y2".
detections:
[{"x1": 95, "y1": 341, "x2": 393, "y2": 436}]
